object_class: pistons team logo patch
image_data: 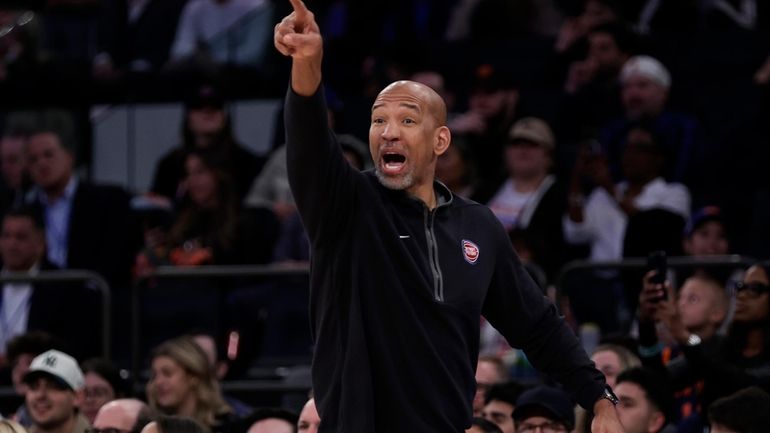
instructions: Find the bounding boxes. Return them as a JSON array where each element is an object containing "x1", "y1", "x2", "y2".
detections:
[{"x1": 462, "y1": 239, "x2": 480, "y2": 264}]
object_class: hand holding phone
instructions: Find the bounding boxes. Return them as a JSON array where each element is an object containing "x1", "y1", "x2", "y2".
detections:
[{"x1": 647, "y1": 251, "x2": 667, "y2": 302}]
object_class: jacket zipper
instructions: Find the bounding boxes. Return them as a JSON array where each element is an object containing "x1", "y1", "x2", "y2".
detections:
[{"x1": 424, "y1": 207, "x2": 444, "y2": 302}]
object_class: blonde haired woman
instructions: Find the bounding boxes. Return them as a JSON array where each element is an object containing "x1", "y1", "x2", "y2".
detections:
[
  {"x1": 591, "y1": 343, "x2": 642, "y2": 388},
  {"x1": 146, "y1": 336, "x2": 233, "y2": 433},
  {"x1": 0, "y1": 420, "x2": 27, "y2": 433}
]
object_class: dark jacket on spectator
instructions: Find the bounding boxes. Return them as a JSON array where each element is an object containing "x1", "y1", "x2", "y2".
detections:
[
  {"x1": 0, "y1": 259, "x2": 103, "y2": 360},
  {"x1": 97, "y1": 0, "x2": 188, "y2": 71},
  {"x1": 28, "y1": 181, "x2": 139, "y2": 286}
]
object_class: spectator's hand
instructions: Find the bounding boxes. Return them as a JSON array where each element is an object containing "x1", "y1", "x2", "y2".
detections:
[
  {"x1": 447, "y1": 111, "x2": 486, "y2": 134},
  {"x1": 654, "y1": 294, "x2": 689, "y2": 344},
  {"x1": 754, "y1": 55, "x2": 770, "y2": 85},
  {"x1": 639, "y1": 270, "x2": 668, "y2": 322},
  {"x1": 274, "y1": 0, "x2": 321, "y2": 61},
  {"x1": 591, "y1": 398, "x2": 625, "y2": 433},
  {"x1": 272, "y1": 201, "x2": 297, "y2": 222},
  {"x1": 555, "y1": 18, "x2": 585, "y2": 53},
  {"x1": 586, "y1": 154, "x2": 612, "y2": 187},
  {"x1": 565, "y1": 58, "x2": 597, "y2": 93},
  {"x1": 573, "y1": 141, "x2": 605, "y2": 179},
  {"x1": 618, "y1": 192, "x2": 639, "y2": 216}
]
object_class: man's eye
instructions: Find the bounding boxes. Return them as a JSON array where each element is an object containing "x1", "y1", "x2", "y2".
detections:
[
  {"x1": 372, "y1": 118, "x2": 384, "y2": 124},
  {"x1": 403, "y1": 118, "x2": 415, "y2": 124}
]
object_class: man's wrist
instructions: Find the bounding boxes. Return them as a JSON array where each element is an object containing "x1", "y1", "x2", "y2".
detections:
[
  {"x1": 592, "y1": 385, "x2": 619, "y2": 414},
  {"x1": 601, "y1": 385, "x2": 619, "y2": 405},
  {"x1": 593, "y1": 395, "x2": 617, "y2": 415},
  {"x1": 684, "y1": 333, "x2": 702, "y2": 347}
]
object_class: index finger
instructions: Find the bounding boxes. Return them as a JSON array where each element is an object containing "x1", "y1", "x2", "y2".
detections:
[{"x1": 289, "y1": 0, "x2": 309, "y2": 17}]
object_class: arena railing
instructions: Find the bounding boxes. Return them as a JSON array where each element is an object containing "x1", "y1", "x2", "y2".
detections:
[
  {"x1": 555, "y1": 254, "x2": 755, "y2": 289},
  {"x1": 131, "y1": 264, "x2": 311, "y2": 396},
  {"x1": 0, "y1": 270, "x2": 111, "y2": 358},
  {"x1": 553, "y1": 254, "x2": 756, "y2": 332}
]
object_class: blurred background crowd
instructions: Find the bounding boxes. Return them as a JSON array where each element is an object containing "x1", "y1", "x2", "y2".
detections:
[{"x1": 1, "y1": 0, "x2": 770, "y2": 432}]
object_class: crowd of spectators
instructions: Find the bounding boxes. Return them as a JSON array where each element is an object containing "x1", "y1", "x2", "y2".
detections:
[{"x1": 1, "y1": 0, "x2": 770, "y2": 432}]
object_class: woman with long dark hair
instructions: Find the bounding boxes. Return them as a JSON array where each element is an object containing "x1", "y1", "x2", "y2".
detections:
[
  {"x1": 150, "y1": 84, "x2": 264, "y2": 204},
  {"x1": 717, "y1": 264, "x2": 770, "y2": 388},
  {"x1": 138, "y1": 148, "x2": 277, "y2": 272}
]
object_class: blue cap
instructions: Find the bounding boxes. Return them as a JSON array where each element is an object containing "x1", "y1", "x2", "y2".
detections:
[{"x1": 684, "y1": 205, "x2": 724, "y2": 237}]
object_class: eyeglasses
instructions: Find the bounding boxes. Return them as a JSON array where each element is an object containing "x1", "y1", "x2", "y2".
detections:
[
  {"x1": 86, "y1": 428, "x2": 130, "y2": 433},
  {"x1": 517, "y1": 421, "x2": 568, "y2": 433},
  {"x1": 84, "y1": 386, "x2": 113, "y2": 400},
  {"x1": 733, "y1": 281, "x2": 770, "y2": 298}
]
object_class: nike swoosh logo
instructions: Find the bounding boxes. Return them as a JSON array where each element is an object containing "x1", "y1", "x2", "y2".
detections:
[{"x1": 399, "y1": 235, "x2": 410, "y2": 239}]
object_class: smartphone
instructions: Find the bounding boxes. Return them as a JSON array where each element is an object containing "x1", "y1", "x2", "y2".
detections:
[{"x1": 647, "y1": 250, "x2": 667, "y2": 301}]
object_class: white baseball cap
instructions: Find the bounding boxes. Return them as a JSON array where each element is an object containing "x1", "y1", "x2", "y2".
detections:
[
  {"x1": 621, "y1": 55, "x2": 671, "y2": 89},
  {"x1": 23, "y1": 349, "x2": 85, "y2": 391}
]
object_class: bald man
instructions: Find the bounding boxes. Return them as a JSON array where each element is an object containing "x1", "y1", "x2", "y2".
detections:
[
  {"x1": 274, "y1": 1, "x2": 624, "y2": 432},
  {"x1": 93, "y1": 399, "x2": 154, "y2": 433}
]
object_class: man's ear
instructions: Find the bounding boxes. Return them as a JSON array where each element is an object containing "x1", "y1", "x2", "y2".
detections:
[
  {"x1": 73, "y1": 388, "x2": 85, "y2": 409},
  {"x1": 648, "y1": 410, "x2": 665, "y2": 433},
  {"x1": 64, "y1": 148, "x2": 76, "y2": 171},
  {"x1": 710, "y1": 304, "x2": 727, "y2": 325},
  {"x1": 434, "y1": 126, "x2": 451, "y2": 156}
]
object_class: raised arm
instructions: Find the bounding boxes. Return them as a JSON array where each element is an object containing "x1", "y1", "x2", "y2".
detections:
[
  {"x1": 275, "y1": 0, "x2": 357, "y2": 246},
  {"x1": 274, "y1": 0, "x2": 323, "y2": 96}
]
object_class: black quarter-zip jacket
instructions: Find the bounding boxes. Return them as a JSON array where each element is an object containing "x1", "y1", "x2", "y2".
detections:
[{"x1": 285, "y1": 87, "x2": 606, "y2": 433}]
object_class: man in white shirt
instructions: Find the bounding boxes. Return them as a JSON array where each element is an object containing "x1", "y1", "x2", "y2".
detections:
[{"x1": 565, "y1": 125, "x2": 690, "y2": 263}]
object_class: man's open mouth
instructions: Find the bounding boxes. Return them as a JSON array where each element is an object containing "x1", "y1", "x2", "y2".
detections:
[{"x1": 381, "y1": 152, "x2": 406, "y2": 174}]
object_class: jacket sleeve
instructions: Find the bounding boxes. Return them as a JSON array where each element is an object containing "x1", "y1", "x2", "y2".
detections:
[
  {"x1": 284, "y1": 86, "x2": 359, "y2": 247},
  {"x1": 482, "y1": 221, "x2": 606, "y2": 411}
]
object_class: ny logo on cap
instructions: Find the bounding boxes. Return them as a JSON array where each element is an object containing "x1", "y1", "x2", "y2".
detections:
[{"x1": 43, "y1": 355, "x2": 58, "y2": 368}]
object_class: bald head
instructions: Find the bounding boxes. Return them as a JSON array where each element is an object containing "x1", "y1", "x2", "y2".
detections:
[
  {"x1": 94, "y1": 399, "x2": 152, "y2": 433},
  {"x1": 377, "y1": 80, "x2": 447, "y2": 127}
]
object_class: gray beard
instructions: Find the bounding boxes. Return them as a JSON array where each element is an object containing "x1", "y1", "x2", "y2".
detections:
[{"x1": 375, "y1": 167, "x2": 414, "y2": 191}]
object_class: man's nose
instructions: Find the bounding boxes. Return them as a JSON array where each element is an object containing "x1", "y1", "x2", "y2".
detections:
[{"x1": 381, "y1": 122, "x2": 400, "y2": 140}]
